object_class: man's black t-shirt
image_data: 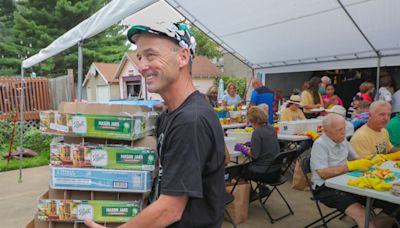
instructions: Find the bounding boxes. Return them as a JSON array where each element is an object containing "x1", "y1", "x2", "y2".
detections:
[{"x1": 156, "y1": 91, "x2": 225, "y2": 228}]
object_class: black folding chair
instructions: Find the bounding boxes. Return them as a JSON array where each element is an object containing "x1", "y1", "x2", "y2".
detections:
[
  {"x1": 301, "y1": 156, "x2": 344, "y2": 228},
  {"x1": 251, "y1": 149, "x2": 298, "y2": 224}
]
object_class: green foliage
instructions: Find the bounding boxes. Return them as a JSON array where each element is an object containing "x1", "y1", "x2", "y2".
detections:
[
  {"x1": 0, "y1": 149, "x2": 50, "y2": 172},
  {"x1": 0, "y1": 0, "x2": 129, "y2": 77},
  {"x1": 215, "y1": 75, "x2": 247, "y2": 98},
  {"x1": 0, "y1": 120, "x2": 13, "y2": 145},
  {"x1": 191, "y1": 26, "x2": 222, "y2": 59},
  {"x1": 14, "y1": 127, "x2": 54, "y2": 153}
]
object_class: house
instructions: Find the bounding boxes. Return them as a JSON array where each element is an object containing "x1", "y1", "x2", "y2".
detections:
[
  {"x1": 114, "y1": 52, "x2": 162, "y2": 101},
  {"x1": 191, "y1": 56, "x2": 224, "y2": 94},
  {"x1": 83, "y1": 63, "x2": 120, "y2": 102},
  {"x1": 114, "y1": 52, "x2": 223, "y2": 101}
]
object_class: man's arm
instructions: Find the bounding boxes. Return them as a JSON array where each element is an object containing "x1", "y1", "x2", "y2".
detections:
[
  {"x1": 316, "y1": 165, "x2": 348, "y2": 180},
  {"x1": 389, "y1": 147, "x2": 400, "y2": 153},
  {"x1": 85, "y1": 194, "x2": 188, "y2": 228}
]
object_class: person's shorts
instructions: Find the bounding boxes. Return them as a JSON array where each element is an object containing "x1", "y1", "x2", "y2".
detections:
[{"x1": 314, "y1": 185, "x2": 364, "y2": 212}]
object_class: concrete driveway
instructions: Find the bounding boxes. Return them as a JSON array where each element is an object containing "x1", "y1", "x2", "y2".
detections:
[
  {"x1": 0, "y1": 166, "x2": 49, "y2": 228},
  {"x1": 0, "y1": 165, "x2": 356, "y2": 228}
]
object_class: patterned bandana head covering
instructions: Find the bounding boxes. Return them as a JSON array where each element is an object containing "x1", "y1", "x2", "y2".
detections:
[{"x1": 127, "y1": 21, "x2": 196, "y2": 58}]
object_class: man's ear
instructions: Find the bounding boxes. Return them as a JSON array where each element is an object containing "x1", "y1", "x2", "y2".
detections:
[{"x1": 177, "y1": 48, "x2": 190, "y2": 68}]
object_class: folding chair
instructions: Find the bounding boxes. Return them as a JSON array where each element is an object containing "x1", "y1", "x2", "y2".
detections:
[
  {"x1": 251, "y1": 149, "x2": 298, "y2": 224},
  {"x1": 301, "y1": 156, "x2": 344, "y2": 228}
]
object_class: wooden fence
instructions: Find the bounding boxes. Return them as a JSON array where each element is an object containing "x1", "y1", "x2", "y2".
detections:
[
  {"x1": 0, "y1": 77, "x2": 50, "y2": 121},
  {"x1": 48, "y1": 72, "x2": 75, "y2": 110}
]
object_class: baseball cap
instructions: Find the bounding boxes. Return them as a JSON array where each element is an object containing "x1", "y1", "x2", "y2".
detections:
[
  {"x1": 127, "y1": 21, "x2": 196, "y2": 57},
  {"x1": 326, "y1": 105, "x2": 346, "y2": 117}
]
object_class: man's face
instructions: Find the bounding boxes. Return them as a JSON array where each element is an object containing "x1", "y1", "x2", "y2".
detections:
[
  {"x1": 135, "y1": 34, "x2": 181, "y2": 94},
  {"x1": 325, "y1": 118, "x2": 346, "y2": 143},
  {"x1": 369, "y1": 105, "x2": 391, "y2": 129}
]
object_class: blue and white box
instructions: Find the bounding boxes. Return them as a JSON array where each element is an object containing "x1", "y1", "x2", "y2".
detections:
[{"x1": 50, "y1": 167, "x2": 152, "y2": 193}]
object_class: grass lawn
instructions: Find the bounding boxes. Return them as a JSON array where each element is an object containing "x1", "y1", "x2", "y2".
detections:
[{"x1": 0, "y1": 147, "x2": 50, "y2": 172}]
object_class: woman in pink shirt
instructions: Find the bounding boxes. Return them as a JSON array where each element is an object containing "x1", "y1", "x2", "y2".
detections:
[{"x1": 322, "y1": 84, "x2": 343, "y2": 108}]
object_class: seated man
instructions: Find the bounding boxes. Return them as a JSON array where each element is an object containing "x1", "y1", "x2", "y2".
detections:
[
  {"x1": 350, "y1": 101, "x2": 400, "y2": 158},
  {"x1": 311, "y1": 114, "x2": 398, "y2": 228},
  {"x1": 386, "y1": 113, "x2": 400, "y2": 147},
  {"x1": 325, "y1": 105, "x2": 354, "y2": 138}
]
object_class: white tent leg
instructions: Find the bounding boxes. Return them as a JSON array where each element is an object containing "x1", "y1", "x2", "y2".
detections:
[
  {"x1": 375, "y1": 57, "x2": 381, "y2": 100},
  {"x1": 18, "y1": 66, "x2": 25, "y2": 183},
  {"x1": 77, "y1": 41, "x2": 83, "y2": 101}
]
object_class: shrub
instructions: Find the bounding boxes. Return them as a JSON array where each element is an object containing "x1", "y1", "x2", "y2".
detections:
[
  {"x1": 0, "y1": 120, "x2": 13, "y2": 145},
  {"x1": 214, "y1": 75, "x2": 247, "y2": 98},
  {"x1": 15, "y1": 128, "x2": 53, "y2": 153}
]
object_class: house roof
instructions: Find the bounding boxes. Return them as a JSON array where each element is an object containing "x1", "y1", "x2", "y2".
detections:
[
  {"x1": 126, "y1": 52, "x2": 140, "y2": 65},
  {"x1": 119, "y1": 52, "x2": 222, "y2": 79},
  {"x1": 94, "y1": 62, "x2": 119, "y2": 83},
  {"x1": 192, "y1": 56, "x2": 223, "y2": 78}
]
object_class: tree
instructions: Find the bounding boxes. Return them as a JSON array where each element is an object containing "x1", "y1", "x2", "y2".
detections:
[
  {"x1": 215, "y1": 75, "x2": 247, "y2": 98},
  {"x1": 1, "y1": 0, "x2": 129, "y2": 77},
  {"x1": 191, "y1": 26, "x2": 222, "y2": 59},
  {"x1": 0, "y1": 0, "x2": 17, "y2": 75}
]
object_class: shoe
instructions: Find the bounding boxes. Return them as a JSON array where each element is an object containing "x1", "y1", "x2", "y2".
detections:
[{"x1": 249, "y1": 186, "x2": 270, "y2": 202}]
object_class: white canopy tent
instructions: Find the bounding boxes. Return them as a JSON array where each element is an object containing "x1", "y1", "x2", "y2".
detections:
[
  {"x1": 18, "y1": 0, "x2": 400, "y2": 179},
  {"x1": 166, "y1": 0, "x2": 400, "y2": 75}
]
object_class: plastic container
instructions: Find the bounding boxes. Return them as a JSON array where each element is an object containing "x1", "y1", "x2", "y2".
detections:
[
  {"x1": 302, "y1": 119, "x2": 323, "y2": 132},
  {"x1": 216, "y1": 111, "x2": 227, "y2": 119},
  {"x1": 226, "y1": 130, "x2": 252, "y2": 143},
  {"x1": 224, "y1": 137, "x2": 237, "y2": 154},
  {"x1": 278, "y1": 121, "x2": 305, "y2": 135}
]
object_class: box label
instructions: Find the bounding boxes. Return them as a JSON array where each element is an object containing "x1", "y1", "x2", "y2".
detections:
[
  {"x1": 102, "y1": 207, "x2": 133, "y2": 217},
  {"x1": 72, "y1": 116, "x2": 87, "y2": 133},
  {"x1": 94, "y1": 119, "x2": 131, "y2": 133}
]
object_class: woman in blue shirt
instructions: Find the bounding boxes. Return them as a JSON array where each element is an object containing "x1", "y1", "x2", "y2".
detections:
[{"x1": 222, "y1": 82, "x2": 241, "y2": 107}]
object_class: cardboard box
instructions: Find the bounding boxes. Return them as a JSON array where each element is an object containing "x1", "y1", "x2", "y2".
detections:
[
  {"x1": 37, "y1": 199, "x2": 141, "y2": 223},
  {"x1": 50, "y1": 143, "x2": 156, "y2": 171},
  {"x1": 50, "y1": 167, "x2": 152, "y2": 193},
  {"x1": 26, "y1": 180, "x2": 150, "y2": 227},
  {"x1": 40, "y1": 102, "x2": 158, "y2": 140}
]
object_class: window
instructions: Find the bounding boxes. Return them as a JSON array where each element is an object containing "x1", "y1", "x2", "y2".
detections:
[{"x1": 126, "y1": 82, "x2": 141, "y2": 99}]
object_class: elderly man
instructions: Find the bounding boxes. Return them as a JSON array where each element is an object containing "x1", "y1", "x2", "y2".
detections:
[
  {"x1": 350, "y1": 101, "x2": 400, "y2": 158},
  {"x1": 311, "y1": 114, "x2": 397, "y2": 228},
  {"x1": 85, "y1": 22, "x2": 226, "y2": 228},
  {"x1": 250, "y1": 78, "x2": 274, "y2": 124},
  {"x1": 325, "y1": 105, "x2": 354, "y2": 138}
]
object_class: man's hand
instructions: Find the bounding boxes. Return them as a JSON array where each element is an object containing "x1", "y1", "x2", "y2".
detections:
[
  {"x1": 347, "y1": 159, "x2": 373, "y2": 171},
  {"x1": 84, "y1": 218, "x2": 106, "y2": 228}
]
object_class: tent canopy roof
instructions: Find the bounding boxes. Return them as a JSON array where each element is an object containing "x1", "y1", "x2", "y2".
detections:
[
  {"x1": 167, "y1": 0, "x2": 400, "y2": 73},
  {"x1": 22, "y1": 0, "x2": 400, "y2": 74}
]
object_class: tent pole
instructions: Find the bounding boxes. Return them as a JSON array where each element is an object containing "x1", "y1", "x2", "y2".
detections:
[
  {"x1": 77, "y1": 41, "x2": 83, "y2": 101},
  {"x1": 18, "y1": 66, "x2": 25, "y2": 183},
  {"x1": 376, "y1": 56, "x2": 381, "y2": 100}
]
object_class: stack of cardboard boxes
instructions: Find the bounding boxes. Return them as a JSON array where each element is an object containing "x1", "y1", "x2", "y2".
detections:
[{"x1": 26, "y1": 102, "x2": 159, "y2": 228}]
